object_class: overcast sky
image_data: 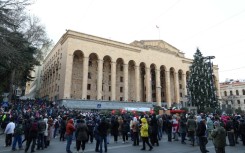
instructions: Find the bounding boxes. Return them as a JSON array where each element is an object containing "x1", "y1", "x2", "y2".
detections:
[{"x1": 29, "y1": 0, "x2": 245, "y2": 82}]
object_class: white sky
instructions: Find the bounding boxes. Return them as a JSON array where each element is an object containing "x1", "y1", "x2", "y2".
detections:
[{"x1": 28, "y1": 0, "x2": 245, "y2": 82}]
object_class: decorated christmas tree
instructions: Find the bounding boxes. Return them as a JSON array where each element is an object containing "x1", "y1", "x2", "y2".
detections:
[{"x1": 187, "y1": 49, "x2": 219, "y2": 112}]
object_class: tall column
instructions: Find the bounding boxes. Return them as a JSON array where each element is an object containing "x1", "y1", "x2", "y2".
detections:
[
  {"x1": 97, "y1": 59, "x2": 103, "y2": 100},
  {"x1": 111, "y1": 61, "x2": 116, "y2": 101},
  {"x1": 63, "y1": 54, "x2": 73, "y2": 99},
  {"x1": 135, "y1": 66, "x2": 140, "y2": 101},
  {"x1": 156, "y1": 69, "x2": 161, "y2": 106},
  {"x1": 182, "y1": 74, "x2": 187, "y2": 96},
  {"x1": 165, "y1": 71, "x2": 171, "y2": 107},
  {"x1": 82, "y1": 57, "x2": 89, "y2": 99},
  {"x1": 123, "y1": 64, "x2": 129, "y2": 101},
  {"x1": 174, "y1": 72, "x2": 180, "y2": 103},
  {"x1": 146, "y1": 67, "x2": 151, "y2": 102}
]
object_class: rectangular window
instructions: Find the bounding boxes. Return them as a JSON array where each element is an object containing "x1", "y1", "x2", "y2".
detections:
[
  {"x1": 88, "y1": 72, "x2": 91, "y2": 79},
  {"x1": 87, "y1": 95, "x2": 90, "y2": 100},
  {"x1": 109, "y1": 96, "x2": 111, "y2": 101},
  {"x1": 180, "y1": 92, "x2": 183, "y2": 97},
  {"x1": 120, "y1": 65, "x2": 123, "y2": 71},
  {"x1": 120, "y1": 77, "x2": 123, "y2": 82},
  {"x1": 89, "y1": 60, "x2": 92, "y2": 66},
  {"x1": 109, "y1": 75, "x2": 111, "y2": 81},
  {"x1": 109, "y1": 86, "x2": 111, "y2": 91},
  {"x1": 237, "y1": 100, "x2": 240, "y2": 104},
  {"x1": 244, "y1": 99, "x2": 245, "y2": 104},
  {"x1": 120, "y1": 87, "x2": 123, "y2": 92},
  {"x1": 179, "y1": 84, "x2": 182, "y2": 89},
  {"x1": 120, "y1": 97, "x2": 123, "y2": 101},
  {"x1": 87, "y1": 84, "x2": 91, "y2": 90}
]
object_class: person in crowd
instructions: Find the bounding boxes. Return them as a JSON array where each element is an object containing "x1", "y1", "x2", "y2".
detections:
[
  {"x1": 121, "y1": 119, "x2": 130, "y2": 144},
  {"x1": 131, "y1": 116, "x2": 140, "y2": 146},
  {"x1": 233, "y1": 117, "x2": 240, "y2": 144},
  {"x1": 238, "y1": 118, "x2": 245, "y2": 145},
  {"x1": 75, "y1": 119, "x2": 88, "y2": 153},
  {"x1": 110, "y1": 116, "x2": 119, "y2": 143},
  {"x1": 106, "y1": 118, "x2": 111, "y2": 144},
  {"x1": 196, "y1": 119, "x2": 209, "y2": 153},
  {"x1": 226, "y1": 117, "x2": 235, "y2": 146},
  {"x1": 166, "y1": 115, "x2": 173, "y2": 142},
  {"x1": 211, "y1": 121, "x2": 226, "y2": 153},
  {"x1": 25, "y1": 117, "x2": 38, "y2": 153},
  {"x1": 22, "y1": 119, "x2": 31, "y2": 144},
  {"x1": 150, "y1": 114, "x2": 159, "y2": 146},
  {"x1": 37, "y1": 116, "x2": 47, "y2": 150},
  {"x1": 43, "y1": 117, "x2": 49, "y2": 148},
  {"x1": 60, "y1": 116, "x2": 67, "y2": 141},
  {"x1": 140, "y1": 117, "x2": 153, "y2": 151},
  {"x1": 12, "y1": 119, "x2": 23, "y2": 151},
  {"x1": 53, "y1": 118, "x2": 60, "y2": 138},
  {"x1": 206, "y1": 116, "x2": 214, "y2": 140},
  {"x1": 187, "y1": 115, "x2": 197, "y2": 146},
  {"x1": 94, "y1": 118, "x2": 101, "y2": 152},
  {"x1": 98, "y1": 116, "x2": 110, "y2": 153},
  {"x1": 157, "y1": 115, "x2": 163, "y2": 140},
  {"x1": 118, "y1": 116, "x2": 123, "y2": 138},
  {"x1": 66, "y1": 118, "x2": 76, "y2": 153},
  {"x1": 172, "y1": 115, "x2": 179, "y2": 141},
  {"x1": 179, "y1": 115, "x2": 187, "y2": 144},
  {"x1": 46, "y1": 117, "x2": 54, "y2": 147},
  {"x1": 4, "y1": 117, "x2": 15, "y2": 147},
  {"x1": 87, "y1": 118, "x2": 95, "y2": 143}
]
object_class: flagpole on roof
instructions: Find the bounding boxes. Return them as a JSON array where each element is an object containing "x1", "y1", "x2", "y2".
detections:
[{"x1": 156, "y1": 25, "x2": 160, "y2": 40}]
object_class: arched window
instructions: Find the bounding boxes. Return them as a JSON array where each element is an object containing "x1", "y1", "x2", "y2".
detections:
[
  {"x1": 230, "y1": 90, "x2": 233, "y2": 95},
  {"x1": 243, "y1": 89, "x2": 245, "y2": 95},
  {"x1": 237, "y1": 100, "x2": 240, "y2": 104},
  {"x1": 236, "y1": 90, "x2": 239, "y2": 95},
  {"x1": 224, "y1": 91, "x2": 227, "y2": 96}
]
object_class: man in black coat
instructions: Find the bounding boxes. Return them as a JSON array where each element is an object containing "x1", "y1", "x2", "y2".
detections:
[
  {"x1": 196, "y1": 119, "x2": 208, "y2": 153},
  {"x1": 25, "y1": 118, "x2": 38, "y2": 153},
  {"x1": 239, "y1": 118, "x2": 245, "y2": 145},
  {"x1": 98, "y1": 117, "x2": 110, "y2": 153}
]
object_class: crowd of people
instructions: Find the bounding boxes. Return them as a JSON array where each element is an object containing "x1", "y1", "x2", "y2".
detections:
[{"x1": 0, "y1": 99, "x2": 245, "y2": 153}]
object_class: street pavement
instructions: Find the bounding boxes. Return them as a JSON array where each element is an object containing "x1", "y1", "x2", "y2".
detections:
[{"x1": 0, "y1": 134, "x2": 244, "y2": 153}]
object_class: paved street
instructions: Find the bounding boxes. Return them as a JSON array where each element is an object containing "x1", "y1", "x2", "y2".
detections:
[{"x1": 0, "y1": 134, "x2": 243, "y2": 153}]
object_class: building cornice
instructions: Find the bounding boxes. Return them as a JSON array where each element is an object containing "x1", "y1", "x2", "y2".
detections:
[{"x1": 61, "y1": 30, "x2": 141, "y2": 53}]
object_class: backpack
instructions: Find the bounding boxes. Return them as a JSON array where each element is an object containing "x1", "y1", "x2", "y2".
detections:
[
  {"x1": 30, "y1": 122, "x2": 38, "y2": 132},
  {"x1": 55, "y1": 121, "x2": 60, "y2": 128},
  {"x1": 14, "y1": 124, "x2": 23, "y2": 135},
  {"x1": 148, "y1": 125, "x2": 152, "y2": 134},
  {"x1": 157, "y1": 118, "x2": 163, "y2": 127}
]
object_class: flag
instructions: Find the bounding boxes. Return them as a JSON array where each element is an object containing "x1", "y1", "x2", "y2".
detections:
[{"x1": 156, "y1": 25, "x2": 159, "y2": 28}]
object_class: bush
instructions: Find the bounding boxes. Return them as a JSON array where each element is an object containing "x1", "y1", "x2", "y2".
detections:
[{"x1": 180, "y1": 107, "x2": 189, "y2": 113}]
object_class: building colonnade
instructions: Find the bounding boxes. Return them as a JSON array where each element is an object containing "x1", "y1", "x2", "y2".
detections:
[{"x1": 67, "y1": 50, "x2": 190, "y2": 107}]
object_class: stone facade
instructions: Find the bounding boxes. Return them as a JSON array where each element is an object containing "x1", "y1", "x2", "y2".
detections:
[
  {"x1": 39, "y1": 30, "x2": 220, "y2": 107},
  {"x1": 220, "y1": 80, "x2": 245, "y2": 111}
]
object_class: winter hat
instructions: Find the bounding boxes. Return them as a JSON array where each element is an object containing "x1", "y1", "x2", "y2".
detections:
[{"x1": 214, "y1": 121, "x2": 220, "y2": 126}]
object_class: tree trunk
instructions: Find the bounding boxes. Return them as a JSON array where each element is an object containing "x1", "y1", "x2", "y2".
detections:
[{"x1": 8, "y1": 69, "x2": 15, "y2": 102}]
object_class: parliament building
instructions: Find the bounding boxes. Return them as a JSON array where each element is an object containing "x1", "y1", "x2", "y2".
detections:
[{"x1": 39, "y1": 30, "x2": 221, "y2": 108}]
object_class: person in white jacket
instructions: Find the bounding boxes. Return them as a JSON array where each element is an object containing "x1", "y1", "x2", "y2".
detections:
[
  {"x1": 4, "y1": 118, "x2": 15, "y2": 147},
  {"x1": 43, "y1": 118, "x2": 49, "y2": 148}
]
